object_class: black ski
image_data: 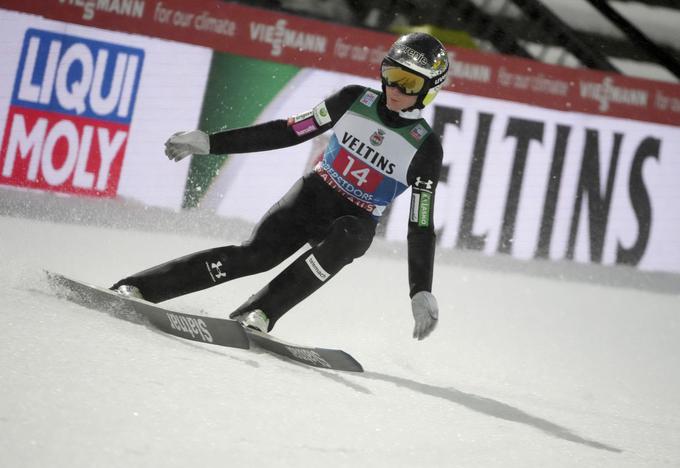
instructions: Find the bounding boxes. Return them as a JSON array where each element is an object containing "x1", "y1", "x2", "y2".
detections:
[
  {"x1": 46, "y1": 271, "x2": 249, "y2": 349},
  {"x1": 46, "y1": 271, "x2": 363, "y2": 372},
  {"x1": 245, "y1": 329, "x2": 364, "y2": 372}
]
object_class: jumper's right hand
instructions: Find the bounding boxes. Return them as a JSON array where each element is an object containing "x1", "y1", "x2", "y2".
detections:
[
  {"x1": 164, "y1": 130, "x2": 210, "y2": 161},
  {"x1": 411, "y1": 291, "x2": 439, "y2": 340}
]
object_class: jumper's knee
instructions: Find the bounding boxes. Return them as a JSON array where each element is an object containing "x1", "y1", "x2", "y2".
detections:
[{"x1": 317, "y1": 216, "x2": 375, "y2": 267}]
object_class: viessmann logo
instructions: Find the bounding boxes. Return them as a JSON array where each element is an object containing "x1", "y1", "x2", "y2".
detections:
[
  {"x1": 250, "y1": 19, "x2": 327, "y2": 57},
  {"x1": 57, "y1": 0, "x2": 145, "y2": 21},
  {"x1": 0, "y1": 29, "x2": 144, "y2": 197},
  {"x1": 579, "y1": 76, "x2": 648, "y2": 112}
]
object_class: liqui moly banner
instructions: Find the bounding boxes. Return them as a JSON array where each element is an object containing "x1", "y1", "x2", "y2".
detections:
[
  {"x1": 1, "y1": 28, "x2": 144, "y2": 196},
  {"x1": 0, "y1": 12, "x2": 212, "y2": 207}
]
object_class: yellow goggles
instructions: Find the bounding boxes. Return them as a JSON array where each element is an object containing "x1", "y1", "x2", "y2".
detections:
[{"x1": 381, "y1": 66, "x2": 425, "y2": 95}]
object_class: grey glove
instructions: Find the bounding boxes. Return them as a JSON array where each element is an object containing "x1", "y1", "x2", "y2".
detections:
[
  {"x1": 164, "y1": 130, "x2": 210, "y2": 161},
  {"x1": 411, "y1": 291, "x2": 439, "y2": 340}
]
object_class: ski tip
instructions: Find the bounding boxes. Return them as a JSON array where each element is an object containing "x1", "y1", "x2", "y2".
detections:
[
  {"x1": 351, "y1": 360, "x2": 364, "y2": 373},
  {"x1": 244, "y1": 329, "x2": 364, "y2": 372},
  {"x1": 43, "y1": 269, "x2": 57, "y2": 282},
  {"x1": 338, "y1": 352, "x2": 364, "y2": 372},
  {"x1": 44, "y1": 270, "x2": 67, "y2": 290}
]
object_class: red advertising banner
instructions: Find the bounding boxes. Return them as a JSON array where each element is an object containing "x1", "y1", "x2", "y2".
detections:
[
  {"x1": 0, "y1": 25, "x2": 144, "y2": 197},
  {"x1": 1, "y1": 0, "x2": 679, "y2": 126}
]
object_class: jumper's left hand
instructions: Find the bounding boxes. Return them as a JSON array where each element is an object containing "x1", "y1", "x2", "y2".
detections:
[
  {"x1": 164, "y1": 130, "x2": 210, "y2": 161},
  {"x1": 411, "y1": 291, "x2": 439, "y2": 340}
]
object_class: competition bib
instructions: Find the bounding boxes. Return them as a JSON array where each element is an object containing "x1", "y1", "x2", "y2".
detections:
[{"x1": 315, "y1": 89, "x2": 432, "y2": 217}]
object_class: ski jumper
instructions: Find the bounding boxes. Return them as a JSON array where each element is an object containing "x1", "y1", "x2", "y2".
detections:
[{"x1": 112, "y1": 85, "x2": 443, "y2": 331}]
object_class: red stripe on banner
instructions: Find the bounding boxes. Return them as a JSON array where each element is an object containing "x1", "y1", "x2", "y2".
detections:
[
  {"x1": 0, "y1": 106, "x2": 128, "y2": 197},
  {"x1": 2, "y1": 0, "x2": 679, "y2": 126}
]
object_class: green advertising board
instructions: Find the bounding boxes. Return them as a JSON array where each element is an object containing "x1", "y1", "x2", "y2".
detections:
[{"x1": 184, "y1": 53, "x2": 299, "y2": 208}]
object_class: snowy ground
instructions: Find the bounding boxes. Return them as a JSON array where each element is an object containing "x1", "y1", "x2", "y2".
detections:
[{"x1": 1, "y1": 188, "x2": 679, "y2": 467}]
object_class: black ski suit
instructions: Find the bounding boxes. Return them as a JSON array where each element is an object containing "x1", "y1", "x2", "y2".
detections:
[{"x1": 112, "y1": 85, "x2": 443, "y2": 331}]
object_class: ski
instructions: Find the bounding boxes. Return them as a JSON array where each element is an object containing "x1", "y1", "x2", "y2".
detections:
[
  {"x1": 45, "y1": 271, "x2": 249, "y2": 349},
  {"x1": 244, "y1": 328, "x2": 364, "y2": 372},
  {"x1": 46, "y1": 271, "x2": 363, "y2": 372}
]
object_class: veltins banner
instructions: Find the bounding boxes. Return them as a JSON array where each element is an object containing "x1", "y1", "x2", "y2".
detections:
[{"x1": 196, "y1": 68, "x2": 680, "y2": 274}]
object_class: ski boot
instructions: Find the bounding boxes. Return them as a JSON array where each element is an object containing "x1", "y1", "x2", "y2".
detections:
[
  {"x1": 114, "y1": 284, "x2": 145, "y2": 300},
  {"x1": 236, "y1": 309, "x2": 269, "y2": 333}
]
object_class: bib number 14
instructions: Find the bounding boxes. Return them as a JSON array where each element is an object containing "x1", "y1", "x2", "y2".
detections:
[{"x1": 342, "y1": 156, "x2": 370, "y2": 187}]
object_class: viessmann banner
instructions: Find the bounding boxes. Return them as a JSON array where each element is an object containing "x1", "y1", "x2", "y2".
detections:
[{"x1": 3, "y1": 0, "x2": 679, "y2": 126}]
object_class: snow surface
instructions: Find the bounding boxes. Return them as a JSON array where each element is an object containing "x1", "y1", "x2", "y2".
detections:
[{"x1": 1, "y1": 188, "x2": 679, "y2": 468}]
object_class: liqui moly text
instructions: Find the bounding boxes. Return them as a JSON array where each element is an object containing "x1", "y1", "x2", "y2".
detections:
[{"x1": 1, "y1": 29, "x2": 144, "y2": 196}]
